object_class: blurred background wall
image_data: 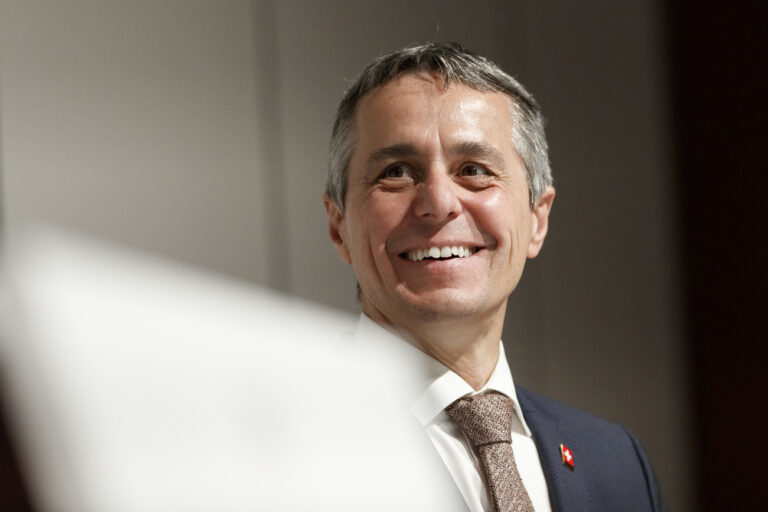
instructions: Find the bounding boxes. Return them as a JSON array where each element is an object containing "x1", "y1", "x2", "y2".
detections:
[{"x1": 1, "y1": 1, "x2": 764, "y2": 511}]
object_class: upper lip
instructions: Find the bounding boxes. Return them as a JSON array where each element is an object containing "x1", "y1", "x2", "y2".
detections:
[{"x1": 393, "y1": 241, "x2": 485, "y2": 255}]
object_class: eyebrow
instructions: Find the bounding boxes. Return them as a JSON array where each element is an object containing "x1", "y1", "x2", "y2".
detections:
[
  {"x1": 450, "y1": 141, "x2": 507, "y2": 170},
  {"x1": 366, "y1": 143, "x2": 419, "y2": 170}
]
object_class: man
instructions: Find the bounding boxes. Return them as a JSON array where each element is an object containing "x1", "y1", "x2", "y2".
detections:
[{"x1": 323, "y1": 42, "x2": 667, "y2": 512}]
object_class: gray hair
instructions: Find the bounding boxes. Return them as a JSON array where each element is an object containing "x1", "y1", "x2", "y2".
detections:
[{"x1": 326, "y1": 42, "x2": 552, "y2": 212}]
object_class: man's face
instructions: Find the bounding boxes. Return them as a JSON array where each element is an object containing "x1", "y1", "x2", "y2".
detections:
[{"x1": 325, "y1": 72, "x2": 554, "y2": 329}]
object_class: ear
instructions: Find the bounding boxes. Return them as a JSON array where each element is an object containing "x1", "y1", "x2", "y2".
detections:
[
  {"x1": 323, "y1": 194, "x2": 352, "y2": 264},
  {"x1": 527, "y1": 186, "x2": 555, "y2": 259}
]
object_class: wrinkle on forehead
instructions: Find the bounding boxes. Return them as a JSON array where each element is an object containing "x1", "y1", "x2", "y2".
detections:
[{"x1": 357, "y1": 74, "x2": 511, "y2": 142}]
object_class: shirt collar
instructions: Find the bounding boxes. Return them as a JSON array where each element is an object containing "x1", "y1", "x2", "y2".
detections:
[{"x1": 354, "y1": 314, "x2": 532, "y2": 437}]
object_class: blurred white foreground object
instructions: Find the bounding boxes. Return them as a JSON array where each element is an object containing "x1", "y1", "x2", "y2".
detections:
[{"x1": 0, "y1": 227, "x2": 461, "y2": 512}]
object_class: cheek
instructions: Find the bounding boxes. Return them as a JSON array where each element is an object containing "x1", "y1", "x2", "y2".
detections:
[
  {"x1": 363, "y1": 194, "x2": 412, "y2": 237},
  {"x1": 470, "y1": 189, "x2": 532, "y2": 249},
  {"x1": 344, "y1": 198, "x2": 405, "y2": 260},
  {"x1": 469, "y1": 190, "x2": 512, "y2": 232}
]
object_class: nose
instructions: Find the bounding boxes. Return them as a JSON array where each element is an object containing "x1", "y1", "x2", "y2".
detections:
[{"x1": 412, "y1": 171, "x2": 462, "y2": 221}]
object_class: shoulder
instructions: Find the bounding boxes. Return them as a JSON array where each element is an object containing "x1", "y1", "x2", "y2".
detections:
[
  {"x1": 516, "y1": 386, "x2": 622, "y2": 436},
  {"x1": 517, "y1": 386, "x2": 668, "y2": 512},
  {"x1": 516, "y1": 385, "x2": 648, "y2": 462},
  {"x1": 516, "y1": 386, "x2": 601, "y2": 422}
]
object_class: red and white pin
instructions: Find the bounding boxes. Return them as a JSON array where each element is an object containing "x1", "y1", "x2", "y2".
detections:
[{"x1": 560, "y1": 444, "x2": 575, "y2": 470}]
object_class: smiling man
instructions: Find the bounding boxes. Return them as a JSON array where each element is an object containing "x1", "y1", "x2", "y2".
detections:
[{"x1": 323, "y1": 43, "x2": 667, "y2": 512}]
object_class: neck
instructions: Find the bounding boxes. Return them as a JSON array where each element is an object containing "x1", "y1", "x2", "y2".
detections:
[{"x1": 363, "y1": 303, "x2": 506, "y2": 391}]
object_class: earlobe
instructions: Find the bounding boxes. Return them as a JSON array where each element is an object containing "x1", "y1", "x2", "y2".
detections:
[
  {"x1": 323, "y1": 194, "x2": 352, "y2": 264},
  {"x1": 527, "y1": 186, "x2": 555, "y2": 259}
]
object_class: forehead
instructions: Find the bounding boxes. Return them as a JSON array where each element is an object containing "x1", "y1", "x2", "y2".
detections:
[{"x1": 353, "y1": 73, "x2": 515, "y2": 153}]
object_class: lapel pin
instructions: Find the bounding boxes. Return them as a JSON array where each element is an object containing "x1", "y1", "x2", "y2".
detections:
[{"x1": 560, "y1": 443, "x2": 575, "y2": 470}]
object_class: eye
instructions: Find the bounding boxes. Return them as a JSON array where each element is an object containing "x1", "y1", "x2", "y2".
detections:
[
  {"x1": 379, "y1": 164, "x2": 414, "y2": 180},
  {"x1": 460, "y1": 164, "x2": 491, "y2": 177}
]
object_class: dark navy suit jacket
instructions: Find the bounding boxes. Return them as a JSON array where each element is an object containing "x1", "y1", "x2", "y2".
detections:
[{"x1": 517, "y1": 387, "x2": 669, "y2": 512}]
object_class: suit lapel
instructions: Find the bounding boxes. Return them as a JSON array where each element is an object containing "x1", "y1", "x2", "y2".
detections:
[{"x1": 518, "y1": 389, "x2": 591, "y2": 512}]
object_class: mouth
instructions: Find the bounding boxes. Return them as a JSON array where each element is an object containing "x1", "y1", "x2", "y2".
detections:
[{"x1": 399, "y1": 245, "x2": 480, "y2": 262}]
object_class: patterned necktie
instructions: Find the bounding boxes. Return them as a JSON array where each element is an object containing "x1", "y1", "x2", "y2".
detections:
[{"x1": 445, "y1": 392, "x2": 535, "y2": 512}]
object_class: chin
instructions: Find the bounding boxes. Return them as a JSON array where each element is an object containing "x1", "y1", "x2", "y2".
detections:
[{"x1": 400, "y1": 290, "x2": 485, "y2": 322}]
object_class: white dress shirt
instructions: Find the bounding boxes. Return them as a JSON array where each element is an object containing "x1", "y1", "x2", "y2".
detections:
[{"x1": 354, "y1": 314, "x2": 552, "y2": 512}]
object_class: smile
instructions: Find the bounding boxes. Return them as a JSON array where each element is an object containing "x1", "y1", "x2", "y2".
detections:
[{"x1": 402, "y1": 246, "x2": 478, "y2": 262}]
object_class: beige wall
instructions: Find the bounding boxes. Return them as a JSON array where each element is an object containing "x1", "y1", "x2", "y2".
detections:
[
  {"x1": 0, "y1": 0, "x2": 270, "y2": 283},
  {"x1": 1, "y1": 1, "x2": 691, "y2": 510}
]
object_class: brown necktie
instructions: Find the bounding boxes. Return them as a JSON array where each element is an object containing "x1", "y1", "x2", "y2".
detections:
[{"x1": 445, "y1": 392, "x2": 535, "y2": 512}]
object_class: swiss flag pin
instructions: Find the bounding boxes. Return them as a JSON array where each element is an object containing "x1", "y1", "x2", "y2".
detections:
[{"x1": 560, "y1": 444, "x2": 575, "y2": 470}]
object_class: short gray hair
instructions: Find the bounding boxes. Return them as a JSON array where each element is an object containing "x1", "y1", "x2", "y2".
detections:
[{"x1": 326, "y1": 42, "x2": 552, "y2": 211}]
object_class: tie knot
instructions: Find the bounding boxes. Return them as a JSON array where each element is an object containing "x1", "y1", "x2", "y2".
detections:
[{"x1": 445, "y1": 392, "x2": 515, "y2": 447}]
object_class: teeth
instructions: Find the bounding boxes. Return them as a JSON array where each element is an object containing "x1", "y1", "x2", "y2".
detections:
[{"x1": 406, "y1": 246, "x2": 476, "y2": 262}]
